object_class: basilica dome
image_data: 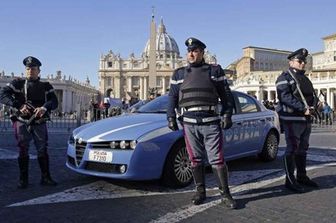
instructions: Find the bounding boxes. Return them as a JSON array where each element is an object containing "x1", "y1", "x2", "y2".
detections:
[{"x1": 143, "y1": 18, "x2": 180, "y2": 59}]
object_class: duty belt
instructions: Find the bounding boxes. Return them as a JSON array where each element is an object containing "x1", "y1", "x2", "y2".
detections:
[
  {"x1": 182, "y1": 116, "x2": 220, "y2": 124},
  {"x1": 184, "y1": 106, "x2": 216, "y2": 112}
]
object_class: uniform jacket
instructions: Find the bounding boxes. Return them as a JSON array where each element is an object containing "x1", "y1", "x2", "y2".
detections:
[
  {"x1": 167, "y1": 62, "x2": 234, "y2": 120},
  {"x1": 0, "y1": 77, "x2": 58, "y2": 115},
  {"x1": 275, "y1": 68, "x2": 317, "y2": 122}
]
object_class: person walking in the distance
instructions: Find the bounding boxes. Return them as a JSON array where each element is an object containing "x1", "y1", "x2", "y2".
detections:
[
  {"x1": 167, "y1": 37, "x2": 237, "y2": 208},
  {"x1": 0, "y1": 56, "x2": 58, "y2": 189},
  {"x1": 276, "y1": 48, "x2": 319, "y2": 193}
]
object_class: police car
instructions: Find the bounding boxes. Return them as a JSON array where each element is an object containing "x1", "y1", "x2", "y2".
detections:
[{"x1": 66, "y1": 91, "x2": 281, "y2": 187}]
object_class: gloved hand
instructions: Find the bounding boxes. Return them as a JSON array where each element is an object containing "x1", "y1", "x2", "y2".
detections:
[
  {"x1": 220, "y1": 116, "x2": 233, "y2": 129},
  {"x1": 168, "y1": 117, "x2": 179, "y2": 131}
]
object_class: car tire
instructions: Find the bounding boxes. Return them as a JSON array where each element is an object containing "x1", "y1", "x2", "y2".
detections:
[
  {"x1": 258, "y1": 131, "x2": 279, "y2": 161},
  {"x1": 162, "y1": 140, "x2": 193, "y2": 188}
]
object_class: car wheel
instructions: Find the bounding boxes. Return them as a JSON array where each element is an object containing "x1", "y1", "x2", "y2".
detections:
[
  {"x1": 162, "y1": 140, "x2": 193, "y2": 188},
  {"x1": 258, "y1": 131, "x2": 279, "y2": 161}
]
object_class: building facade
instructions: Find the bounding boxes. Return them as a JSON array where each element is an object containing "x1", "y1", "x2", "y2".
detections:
[
  {"x1": 98, "y1": 16, "x2": 217, "y2": 100},
  {"x1": 312, "y1": 33, "x2": 336, "y2": 70},
  {"x1": 0, "y1": 70, "x2": 98, "y2": 113},
  {"x1": 232, "y1": 43, "x2": 336, "y2": 110}
]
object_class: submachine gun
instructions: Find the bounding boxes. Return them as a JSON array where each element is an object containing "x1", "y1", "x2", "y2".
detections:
[
  {"x1": 287, "y1": 70, "x2": 321, "y2": 120},
  {"x1": 10, "y1": 101, "x2": 51, "y2": 132}
]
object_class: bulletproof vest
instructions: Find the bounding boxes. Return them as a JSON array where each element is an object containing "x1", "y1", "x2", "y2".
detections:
[
  {"x1": 178, "y1": 64, "x2": 218, "y2": 108},
  {"x1": 292, "y1": 71, "x2": 315, "y2": 106},
  {"x1": 25, "y1": 79, "x2": 47, "y2": 108}
]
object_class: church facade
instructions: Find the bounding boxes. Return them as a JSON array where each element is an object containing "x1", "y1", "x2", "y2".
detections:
[{"x1": 98, "y1": 16, "x2": 216, "y2": 100}]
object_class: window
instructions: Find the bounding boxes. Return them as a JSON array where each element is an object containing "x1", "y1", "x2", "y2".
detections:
[
  {"x1": 133, "y1": 77, "x2": 140, "y2": 87},
  {"x1": 156, "y1": 78, "x2": 162, "y2": 87},
  {"x1": 107, "y1": 62, "x2": 113, "y2": 67},
  {"x1": 107, "y1": 77, "x2": 112, "y2": 86},
  {"x1": 334, "y1": 56, "x2": 336, "y2": 61},
  {"x1": 237, "y1": 94, "x2": 258, "y2": 113}
]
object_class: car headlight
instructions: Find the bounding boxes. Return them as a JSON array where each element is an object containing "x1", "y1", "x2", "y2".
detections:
[
  {"x1": 110, "y1": 141, "x2": 118, "y2": 149},
  {"x1": 68, "y1": 134, "x2": 75, "y2": 145},
  {"x1": 130, "y1": 140, "x2": 137, "y2": 149},
  {"x1": 120, "y1": 140, "x2": 129, "y2": 149},
  {"x1": 109, "y1": 140, "x2": 137, "y2": 150}
]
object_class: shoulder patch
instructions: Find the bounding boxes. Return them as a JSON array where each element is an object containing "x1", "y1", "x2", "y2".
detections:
[
  {"x1": 12, "y1": 78, "x2": 25, "y2": 85},
  {"x1": 13, "y1": 77, "x2": 24, "y2": 82},
  {"x1": 175, "y1": 67, "x2": 185, "y2": 72}
]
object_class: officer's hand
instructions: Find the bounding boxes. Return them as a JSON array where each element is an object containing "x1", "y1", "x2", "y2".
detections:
[
  {"x1": 304, "y1": 107, "x2": 310, "y2": 116},
  {"x1": 34, "y1": 107, "x2": 47, "y2": 118},
  {"x1": 19, "y1": 104, "x2": 32, "y2": 116},
  {"x1": 220, "y1": 116, "x2": 233, "y2": 129},
  {"x1": 168, "y1": 117, "x2": 179, "y2": 131}
]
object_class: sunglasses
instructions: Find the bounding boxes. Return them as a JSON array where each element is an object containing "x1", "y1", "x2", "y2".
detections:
[{"x1": 294, "y1": 59, "x2": 306, "y2": 64}]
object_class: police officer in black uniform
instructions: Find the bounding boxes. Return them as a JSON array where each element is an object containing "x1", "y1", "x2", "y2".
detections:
[
  {"x1": 0, "y1": 56, "x2": 58, "y2": 189},
  {"x1": 276, "y1": 48, "x2": 319, "y2": 193},
  {"x1": 167, "y1": 38, "x2": 236, "y2": 208}
]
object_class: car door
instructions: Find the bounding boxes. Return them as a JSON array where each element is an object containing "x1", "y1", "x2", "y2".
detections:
[{"x1": 224, "y1": 92, "x2": 264, "y2": 159}]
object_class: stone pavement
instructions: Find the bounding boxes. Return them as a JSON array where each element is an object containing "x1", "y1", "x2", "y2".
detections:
[{"x1": 1, "y1": 125, "x2": 336, "y2": 223}]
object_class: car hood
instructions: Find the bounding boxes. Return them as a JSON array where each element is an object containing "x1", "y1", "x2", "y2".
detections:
[{"x1": 73, "y1": 113, "x2": 167, "y2": 142}]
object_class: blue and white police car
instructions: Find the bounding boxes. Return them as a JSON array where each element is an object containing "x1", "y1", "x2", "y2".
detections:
[{"x1": 66, "y1": 91, "x2": 281, "y2": 187}]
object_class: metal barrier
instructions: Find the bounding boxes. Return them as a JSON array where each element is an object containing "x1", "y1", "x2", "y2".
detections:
[
  {"x1": 0, "y1": 113, "x2": 90, "y2": 133},
  {"x1": 0, "y1": 107, "x2": 123, "y2": 133}
]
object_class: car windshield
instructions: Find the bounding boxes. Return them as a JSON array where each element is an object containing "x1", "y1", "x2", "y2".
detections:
[
  {"x1": 137, "y1": 95, "x2": 168, "y2": 113},
  {"x1": 127, "y1": 100, "x2": 148, "y2": 113}
]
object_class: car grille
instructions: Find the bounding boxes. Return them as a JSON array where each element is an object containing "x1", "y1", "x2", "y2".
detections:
[
  {"x1": 85, "y1": 162, "x2": 126, "y2": 174},
  {"x1": 75, "y1": 140, "x2": 87, "y2": 166},
  {"x1": 67, "y1": 156, "x2": 76, "y2": 166},
  {"x1": 89, "y1": 142, "x2": 111, "y2": 149}
]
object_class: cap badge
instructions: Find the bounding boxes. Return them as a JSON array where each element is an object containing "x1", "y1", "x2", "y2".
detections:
[
  {"x1": 27, "y1": 57, "x2": 32, "y2": 64},
  {"x1": 188, "y1": 38, "x2": 193, "y2": 46}
]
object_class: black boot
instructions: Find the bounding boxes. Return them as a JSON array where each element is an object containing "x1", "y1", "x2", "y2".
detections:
[
  {"x1": 212, "y1": 165, "x2": 237, "y2": 209},
  {"x1": 191, "y1": 165, "x2": 206, "y2": 205},
  {"x1": 284, "y1": 155, "x2": 305, "y2": 193},
  {"x1": 38, "y1": 155, "x2": 57, "y2": 186},
  {"x1": 18, "y1": 156, "x2": 29, "y2": 189},
  {"x1": 295, "y1": 155, "x2": 319, "y2": 188}
]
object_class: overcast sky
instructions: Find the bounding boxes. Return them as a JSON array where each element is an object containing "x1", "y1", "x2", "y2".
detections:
[{"x1": 1, "y1": 0, "x2": 335, "y2": 87}]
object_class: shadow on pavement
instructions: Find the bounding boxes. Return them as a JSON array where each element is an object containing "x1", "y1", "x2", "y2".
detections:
[{"x1": 235, "y1": 173, "x2": 336, "y2": 209}]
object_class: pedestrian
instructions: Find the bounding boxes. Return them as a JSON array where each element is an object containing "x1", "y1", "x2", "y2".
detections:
[
  {"x1": 0, "y1": 56, "x2": 58, "y2": 189},
  {"x1": 167, "y1": 37, "x2": 236, "y2": 208},
  {"x1": 275, "y1": 48, "x2": 319, "y2": 193},
  {"x1": 322, "y1": 102, "x2": 332, "y2": 125}
]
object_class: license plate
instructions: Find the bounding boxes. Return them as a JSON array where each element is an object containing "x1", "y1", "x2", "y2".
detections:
[{"x1": 89, "y1": 150, "x2": 112, "y2": 163}]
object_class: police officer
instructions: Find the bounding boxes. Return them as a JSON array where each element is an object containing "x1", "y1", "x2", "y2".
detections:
[
  {"x1": 167, "y1": 38, "x2": 236, "y2": 208},
  {"x1": 0, "y1": 56, "x2": 58, "y2": 189},
  {"x1": 276, "y1": 48, "x2": 319, "y2": 193}
]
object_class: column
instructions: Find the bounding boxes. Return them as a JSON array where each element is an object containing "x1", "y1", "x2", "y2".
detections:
[
  {"x1": 162, "y1": 76, "x2": 166, "y2": 95},
  {"x1": 62, "y1": 89, "x2": 67, "y2": 113},
  {"x1": 140, "y1": 77, "x2": 144, "y2": 100},
  {"x1": 144, "y1": 77, "x2": 148, "y2": 99},
  {"x1": 114, "y1": 76, "x2": 120, "y2": 98},
  {"x1": 100, "y1": 73, "x2": 106, "y2": 97},
  {"x1": 327, "y1": 88, "x2": 331, "y2": 106},
  {"x1": 257, "y1": 89, "x2": 261, "y2": 101},
  {"x1": 331, "y1": 90, "x2": 335, "y2": 110},
  {"x1": 127, "y1": 76, "x2": 132, "y2": 93},
  {"x1": 267, "y1": 90, "x2": 271, "y2": 101}
]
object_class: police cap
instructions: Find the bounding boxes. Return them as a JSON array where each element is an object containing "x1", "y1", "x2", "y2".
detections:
[
  {"x1": 23, "y1": 56, "x2": 42, "y2": 67},
  {"x1": 185, "y1": 37, "x2": 206, "y2": 50},
  {"x1": 287, "y1": 48, "x2": 308, "y2": 61}
]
